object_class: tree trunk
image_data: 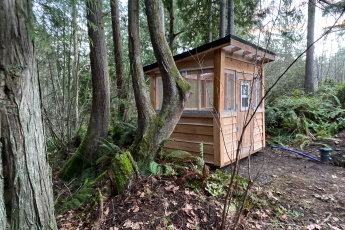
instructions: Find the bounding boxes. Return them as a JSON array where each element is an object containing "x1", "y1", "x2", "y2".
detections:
[
  {"x1": 72, "y1": 0, "x2": 80, "y2": 135},
  {"x1": 228, "y1": 0, "x2": 234, "y2": 35},
  {"x1": 0, "y1": 142, "x2": 5, "y2": 228},
  {"x1": 62, "y1": 0, "x2": 110, "y2": 179},
  {"x1": 0, "y1": 0, "x2": 57, "y2": 228},
  {"x1": 128, "y1": 0, "x2": 155, "y2": 149},
  {"x1": 305, "y1": 0, "x2": 315, "y2": 93},
  {"x1": 208, "y1": 0, "x2": 213, "y2": 42},
  {"x1": 159, "y1": 0, "x2": 165, "y2": 32},
  {"x1": 110, "y1": 0, "x2": 128, "y2": 122},
  {"x1": 168, "y1": 0, "x2": 175, "y2": 49},
  {"x1": 219, "y1": 0, "x2": 226, "y2": 38},
  {"x1": 128, "y1": 0, "x2": 190, "y2": 163}
]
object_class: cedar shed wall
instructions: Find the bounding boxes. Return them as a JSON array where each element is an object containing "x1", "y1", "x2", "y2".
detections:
[
  {"x1": 149, "y1": 56, "x2": 217, "y2": 165},
  {"x1": 220, "y1": 51, "x2": 266, "y2": 166},
  {"x1": 149, "y1": 47, "x2": 267, "y2": 167}
]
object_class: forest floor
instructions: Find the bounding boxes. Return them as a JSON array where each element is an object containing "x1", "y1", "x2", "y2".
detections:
[{"x1": 56, "y1": 131, "x2": 345, "y2": 230}]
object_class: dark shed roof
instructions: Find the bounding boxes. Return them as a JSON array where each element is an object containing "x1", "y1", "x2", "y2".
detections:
[{"x1": 143, "y1": 34, "x2": 275, "y2": 73}]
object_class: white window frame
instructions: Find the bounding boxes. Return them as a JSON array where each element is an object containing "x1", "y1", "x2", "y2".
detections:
[{"x1": 240, "y1": 82, "x2": 250, "y2": 110}]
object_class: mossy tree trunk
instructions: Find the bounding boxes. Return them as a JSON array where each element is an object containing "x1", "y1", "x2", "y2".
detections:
[
  {"x1": 0, "y1": 0, "x2": 57, "y2": 228},
  {"x1": 128, "y1": 0, "x2": 190, "y2": 164},
  {"x1": 110, "y1": 151, "x2": 135, "y2": 194},
  {"x1": 62, "y1": 0, "x2": 110, "y2": 180}
]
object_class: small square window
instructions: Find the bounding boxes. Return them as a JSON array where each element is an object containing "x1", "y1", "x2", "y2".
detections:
[{"x1": 241, "y1": 82, "x2": 250, "y2": 110}]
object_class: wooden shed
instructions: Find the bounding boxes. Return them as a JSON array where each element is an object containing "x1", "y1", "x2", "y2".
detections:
[{"x1": 144, "y1": 35, "x2": 275, "y2": 167}]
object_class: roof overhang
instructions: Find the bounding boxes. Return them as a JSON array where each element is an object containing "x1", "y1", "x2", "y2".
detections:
[{"x1": 143, "y1": 34, "x2": 275, "y2": 74}]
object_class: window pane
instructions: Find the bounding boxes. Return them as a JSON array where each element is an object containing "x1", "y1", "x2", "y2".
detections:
[
  {"x1": 254, "y1": 78, "x2": 262, "y2": 108},
  {"x1": 185, "y1": 71, "x2": 199, "y2": 109},
  {"x1": 155, "y1": 69, "x2": 214, "y2": 111},
  {"x1": 241, "y1": 82, "x2": 250, "y2": 110},
  {"x1": 200, "y1": 72, "x2": 214, "y2": 108},
  {"x1": 156, "y1": 76, "x2": 163, "y2": 110},
  {"x1": 242, "y1": 84, "x2": 249, "y2": 96},
  {"x1": 206, "y1": 81, "x2": 214, "y2": 108},
  {"x1": 186, "y1": 80, "x2": 198, "y2": 109},
  {"x1": 242, "y1": 98, "x2": 249, "y2": 108},
  {"x1": 224, "y1": 71, "x2": 235, "y2": 110}
]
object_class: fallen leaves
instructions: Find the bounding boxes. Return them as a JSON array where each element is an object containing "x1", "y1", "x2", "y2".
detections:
[
  {"x1": 122, "y1": 219, "x2": 142, "y2": 229},
  {"x1": 301, "y1": 224, "x2": 321, "y2": 230},
  {"x1": 164, "y1": 184, "x2": 179, "y2": 193},
  {"x1": 267, "y1": 190, "x2": 279, "y2": 201},
  {"x1": 97, "y1": 176, "x2": 222, "y2": 229},
  {"x1": 313, "y1": 194, "x2": 334, "y2": 202}
]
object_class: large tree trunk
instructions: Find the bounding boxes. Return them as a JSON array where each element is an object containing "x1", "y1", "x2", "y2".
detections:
[
  {"x1": 128, "y1": 0, "x2": 190, "y2": 163},
  {"x1": 0, "y1": 0, "x2": 57, "y2": 228},
  {"x1": 219, "y1": 0, "x2": 226, "y2": 38},
  {"x1": 228, "y1": 0, "x2": 234, "y2": 35},
  {"x1": 62, "y1": 0, "x2": 110, "y2": 179},
  {"x1": 110, "y1": 0, "x2": 128, "y2": 122},
  {"x1": 305, "y1": 0, "x2": 315, "y2": 93},
  {"x1": 128, "y1": 0, "x2": 155, "y2": 148}
]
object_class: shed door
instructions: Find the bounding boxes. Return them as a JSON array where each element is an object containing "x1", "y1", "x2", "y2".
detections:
[{"x1": 236, "y1": 72, "x2": 254, "y2": 155}]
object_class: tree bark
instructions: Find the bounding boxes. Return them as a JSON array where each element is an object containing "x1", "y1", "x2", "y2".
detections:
[
  {"x1": 110, "y1": 0, "x2": 128, "y2": 122},
  {"x1": 128, "y1": 0, "x2": 190, "y2": 163},
  {"x1": 208, "y1": 0, "x2": 213, "y2": 42},
  {"x1": 0, "y1": 143, "x2": 5, "y2": 229},
  {"x1": 305, "y1": 0, "x2": 315, "y2": 93},
  {"x1": 220, "y1": 0, "x2": 226, "y2": 38},
  {"x1": 168, "y1": 0, "x2": 175, "y2": 49},
  {"x1": 0, "y1": 0, "x2": 57, "y2": 228},
  {"x1": 159, "y1": 0, "x2": 165, "y2": 32},
  {"x1": 128, "y1": 0, "x2": 155, "y2": 147},
  {"x1": 62, "y1": 0, "x2": 110, "y2": 179},
  {"x1": 228, "y1": 0, "x2": 234, "y2": 35},
  {"x1": 72, "y1": 0, "x2": 80, "y2": 135}
]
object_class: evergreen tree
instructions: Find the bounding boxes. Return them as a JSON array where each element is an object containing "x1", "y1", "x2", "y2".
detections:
[{"x1": 0, "y1": 0, "x2": 57, "y2": 228}]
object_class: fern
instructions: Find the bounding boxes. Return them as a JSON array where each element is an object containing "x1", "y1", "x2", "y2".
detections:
[
  {"x1": 149, "y1": 161, "x2": 160, "y2": 175},
  {"x1": 56, "y1": 171, "x2": 107, "y2": 214},
  {"x1": 96, "y1": 139, "x2": 121, "y2": 166},
  {"x1": 266, "y1": 84, "x2": 345, "y2": 149},
  {"x1": 111, "y1": 121, "x2": 137, "y2": 147},
  {"x1": 148, "y1": 161, "x2": 174, "y2": 175},
  {"x1": 98, "y1": 138, "x2": 121, "y2": 155}
]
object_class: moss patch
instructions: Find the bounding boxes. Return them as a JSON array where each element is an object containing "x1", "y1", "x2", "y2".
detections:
[{"x1": 111, "y1": 151, "x2": 135, "y2": 194}]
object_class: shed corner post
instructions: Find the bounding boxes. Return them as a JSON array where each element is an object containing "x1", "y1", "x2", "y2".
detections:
[{"x1": 213, "y1": 48, "x2": 226, "y2": 167}]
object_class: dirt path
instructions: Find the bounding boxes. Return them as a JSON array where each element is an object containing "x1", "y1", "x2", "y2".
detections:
[{"x1": 231, "y1": 139, "x2": 345, "y2": 229}]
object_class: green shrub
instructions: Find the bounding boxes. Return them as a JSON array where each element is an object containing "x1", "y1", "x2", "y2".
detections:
[
  {"x1": 266, "y1": 85, "x2": 345, "y2": 148},
  {"x1": 336, "y1": 82, "x2": 345, "y2": 106},
  {"x1": 111, "y1": 121, "x2": 137, "y2": 148}
]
